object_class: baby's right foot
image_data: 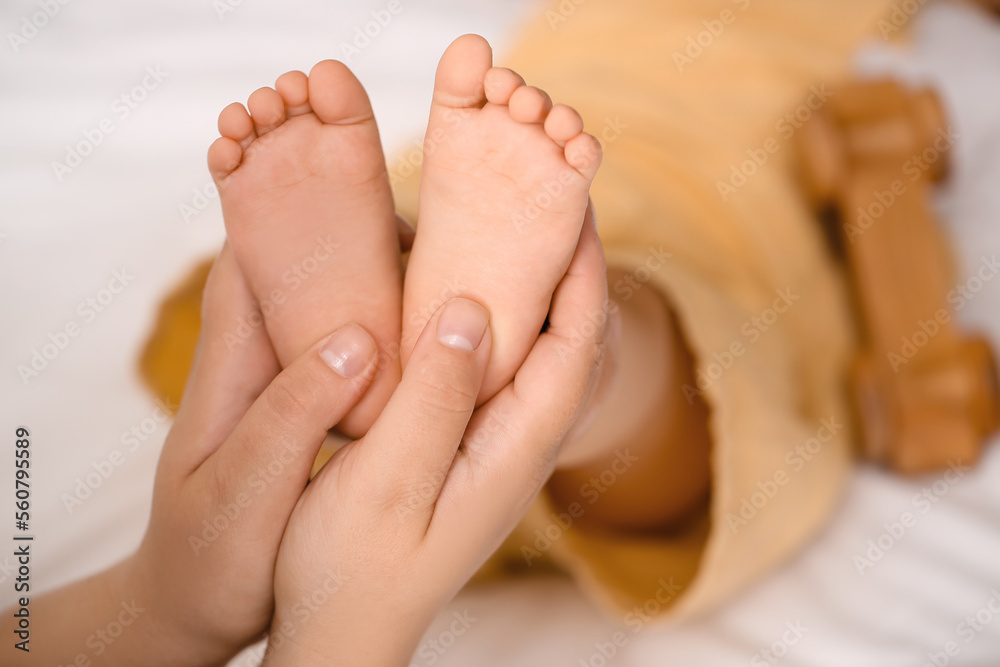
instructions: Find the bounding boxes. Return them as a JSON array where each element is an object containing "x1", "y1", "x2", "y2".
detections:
[
  {"x1": 402, "y1": 35, "x2": 602, "y2": 402},
  {"x1": 207, "y1": 61, "x2": 401, "y2": 437}
]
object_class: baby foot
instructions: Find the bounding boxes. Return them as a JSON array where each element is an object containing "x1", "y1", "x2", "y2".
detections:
[
  {"x1": 207, "y1": 61, "x2": 401, "y2": 437},
  {"x1": 402, "y1": 34, "x2": 602, "y2": 401}
]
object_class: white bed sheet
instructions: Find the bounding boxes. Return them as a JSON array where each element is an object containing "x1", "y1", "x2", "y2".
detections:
[{"x1": 1, "y1": 1, "x2": 999, "y2": 665}]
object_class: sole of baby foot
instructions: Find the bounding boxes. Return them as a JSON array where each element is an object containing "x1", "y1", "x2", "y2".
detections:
[
  {"x1": 402, "y1": 34, "x2": 602, "y2": 403},
  {"x1": 208, "y1": 61, "x2": 402, "y2": 438}
]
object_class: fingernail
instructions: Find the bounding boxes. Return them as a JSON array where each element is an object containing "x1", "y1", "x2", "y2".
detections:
[
  {"x1": 320, "y1": 323, "x2": 376, "y2": 378},
  {"x1": 436, "y1": 298, "x2": 489, "y2": 351}
]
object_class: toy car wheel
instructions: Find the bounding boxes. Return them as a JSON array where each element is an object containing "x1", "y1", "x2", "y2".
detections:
[
  {"x1": 796, "y1": 108, "x2": 845, "y2": 208},
  {"x1": 851, "y1": 355, "x2": 893, "y2": 463},
  {"x1": 960, "y1": 334, "x2": 1000, "y2": 436},
  {"x1": 912, "y1": 88, "x2": 950, "y2": 183}
]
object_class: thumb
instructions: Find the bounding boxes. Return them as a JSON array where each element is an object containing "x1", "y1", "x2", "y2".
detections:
[
  {"x1": 357, "y1": 297, "x2": 492, "y2": 521},
  {"x1": 196, "y1": 322, "x2": 379, "y2": 518}
]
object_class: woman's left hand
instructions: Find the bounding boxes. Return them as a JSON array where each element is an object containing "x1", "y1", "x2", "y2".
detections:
[{"x1": 264, "y1": 210, "x2": 610, "y2": 666}]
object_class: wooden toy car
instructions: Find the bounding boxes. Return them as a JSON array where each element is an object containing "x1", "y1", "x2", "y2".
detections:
[{"x1": 796, "y1": 79, "x2": 999, "y2": 473}]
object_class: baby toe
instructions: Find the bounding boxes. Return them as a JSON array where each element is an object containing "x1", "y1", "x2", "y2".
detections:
[
  {"x1": 564, "y1": 132, "x2": 603, "y2": 181},
  {"x1": 207, "y1": 136, "x2": 244, "y2": 182},
  {"x1": 484, "y1": 67, "x2": 525, "y2": 106},
  {"x1": 218, "y1": 102, "x2": 255, "y2": 149},
  {"x1": 509, "y1": 86, "x2": 553, "y2": 124},
  {"x1": 276, "y1": 70, "x2": 311, "y2": 117},
  {"x1": 543, "y1": 104, "x2": 585, "y2": 146},
  {"x1": 247, "y1": 86, "x2": 286, "y2": 136}
]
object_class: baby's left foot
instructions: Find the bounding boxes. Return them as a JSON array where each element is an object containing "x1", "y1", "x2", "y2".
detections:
[{"x1": 402, "y1": 35, "x2": 602, "y2": 402}]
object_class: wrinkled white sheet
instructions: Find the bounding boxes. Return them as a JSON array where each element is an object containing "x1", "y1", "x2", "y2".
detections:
[{"x1": 1, "y1": 1, "x2": 998, "y2": 665}]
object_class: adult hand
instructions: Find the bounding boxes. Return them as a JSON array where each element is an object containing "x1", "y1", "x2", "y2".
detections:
[{"x1": 263, "y1": 211, "x2": 610, "y2": 666}]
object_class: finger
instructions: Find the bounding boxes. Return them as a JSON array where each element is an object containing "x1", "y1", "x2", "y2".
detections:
[
  {"x1": 357, "y1": 297, "x2": 491, "y2": 520},
  {"x1": 396, "y1": 213, "x2": 416, "y2": 252},
  {"x1": 432, "y1": 203, "x2": 608, "y2": 530},
  {"x1": 167, "y1": 243, "x2": 282, "y2": 475},
  {"x1": 197, "y1": 322, "x2": 378, "y2": 516},
  {"x1": 508, "y1": 200, "x2": 608, "y2": 449}
]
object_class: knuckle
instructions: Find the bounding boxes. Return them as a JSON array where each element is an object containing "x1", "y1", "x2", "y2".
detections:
[
  {"x1": 263, "y1": 371, "x2": 317, "y2": 428},
  {"x1": 378, "y1": 470, "x2": 446, "y2": 521},
  {"x1": 206, "y1": 460, "x2": 232, "y2": 509},
  {"x1": 411, "y1": 368, "x2": 477, "y2": 416}
]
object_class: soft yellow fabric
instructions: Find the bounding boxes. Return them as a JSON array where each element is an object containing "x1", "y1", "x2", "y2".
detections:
[{"x1": 393, "y1": 0, "x2": 902, "y2": 621}]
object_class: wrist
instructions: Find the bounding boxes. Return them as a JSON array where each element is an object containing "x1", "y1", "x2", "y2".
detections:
[
  {"x1": 123, "y1": 547, "x2": 242, "y2": 667},
  {"x1": 264, "y1": 582, "x2": 436, "y2": 667},
  {"x1": 0, "y1": 555, "x2": 208, "y2": 667}
]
